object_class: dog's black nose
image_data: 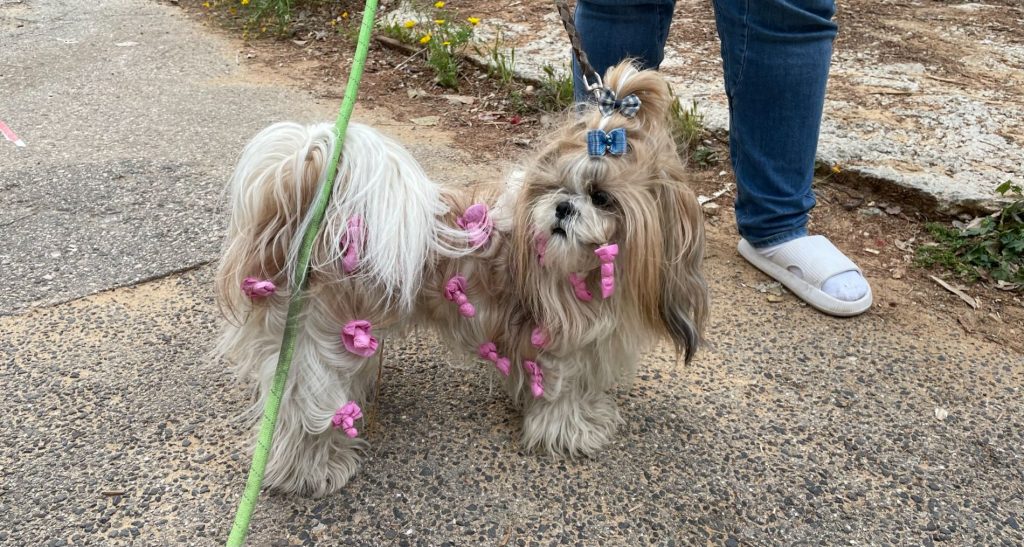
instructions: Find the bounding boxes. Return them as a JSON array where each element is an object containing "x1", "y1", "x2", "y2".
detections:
[{"x1": 555, "y1": 201, "x2": 575, "y2": 220}]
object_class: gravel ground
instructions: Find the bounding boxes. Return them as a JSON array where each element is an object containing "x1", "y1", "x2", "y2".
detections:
[{"x1": 2, "y1": 259, "x2": 1022, "y2": 545}]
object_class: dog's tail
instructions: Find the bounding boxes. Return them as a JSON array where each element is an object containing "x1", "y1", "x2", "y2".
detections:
[{"x1": 216, "y1": 121, "x2": 469, "y2": 320}]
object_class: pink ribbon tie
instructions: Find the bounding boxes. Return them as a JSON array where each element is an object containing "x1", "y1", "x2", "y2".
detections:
[
  {"x1": 444, "y1": 275, "x2": 476, "y2": 317},
  {"x1": 341, "y1": 320, "x2": 379, "y2": 357},
  {"x1": 530, "y1": 326, "x2": 549, "y2": 349},
  {"x1": 456, "y1": 203, "x2": 493, "y2": 248},
  {"x1": 241, "y1": 277, "x2": 276, "y2": 298},
  {"x1": 594, "y1": 243, "x2": 618, "y2": 298},
  {"x1": 331, "y1": 401, "x2": 363, "y2": 438},
  {"x1": 478, "y1": 342, "x2": 511, "y2": 376},
  {"x1": 568, "y1": 273, "x2": 593, "y2": 302},
  {"x1": 534, "y1": 233, "x2": 548, "y2": 265},
  {"x1": 522, "y1": 360, "x2": 544, "y2": 398},
  {"x1": 339, "y1": 215, "x2": 365, "y2": 273}
]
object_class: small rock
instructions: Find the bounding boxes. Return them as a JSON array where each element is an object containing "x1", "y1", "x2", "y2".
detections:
[
  {"x1": 411, "y1": 116, "x2": 440, "y2": 126},
  {"x1": 443, "y1": 94, "x2": 475, "y2": 105},
  {"x1": 842, "y1": 197, "x2": 864, "y2": 210}
]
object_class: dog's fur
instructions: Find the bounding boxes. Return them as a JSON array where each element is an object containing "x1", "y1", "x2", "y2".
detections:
[{"x1": 215, "y1": 62, "x2": 708, "y2": 497}]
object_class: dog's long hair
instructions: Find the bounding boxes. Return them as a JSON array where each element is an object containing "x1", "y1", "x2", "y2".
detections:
[
  {"x1": 215, "y1": 61, "x2": 708, "y2": 496},
  {"x1": 511, "y1": 63, "x2": 708, "y2": 363}
]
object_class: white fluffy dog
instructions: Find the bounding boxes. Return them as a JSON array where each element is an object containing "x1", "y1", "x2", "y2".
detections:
[{"x1": 215, "y1": 62, "x2": 709, "y2": 497}]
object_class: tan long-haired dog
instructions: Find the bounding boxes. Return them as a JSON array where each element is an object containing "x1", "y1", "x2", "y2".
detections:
[{"x1": 215, "y1": 62, "x2": 709, "y2": 496}]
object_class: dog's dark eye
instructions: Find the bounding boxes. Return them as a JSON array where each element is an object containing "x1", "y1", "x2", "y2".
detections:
[{"x1": 590, "y1": 190, "x2": 612, "y2": 208}]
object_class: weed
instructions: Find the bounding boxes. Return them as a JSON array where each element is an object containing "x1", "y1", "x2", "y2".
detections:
[
  {"x1": 691, "y1": 145, "x2": 720, "y2": 168},
  {"x1": 380, "y1": 4, "x2": 478, "y2": 89},
  {"x1": 536, "y1": 64, "x2": 574, "y2": 112},
  {"x1": 668, "y1": 96, "x2": 706, "y2": 159},
  {"x1": 475, "y1": 31, "x2": 517, "y2": 87},
  {"x1": 426, "y1": 19, "x2": 475, "y2": 89},
  {"x1": 507, "y1": 89, "x2": 529, "y2": 115},
  {"x1": 916, "y1": 180, "x2": 1024, "y2": 286},
  {"x1": 666, "y1": 94, "x2": 720, "y2": 167},
  {"x1": 239, "y1": 0, "x2": 299, "y2": 33},
  {"x1": 381, "y1": 18, "x2": 418, "y2": 43}
]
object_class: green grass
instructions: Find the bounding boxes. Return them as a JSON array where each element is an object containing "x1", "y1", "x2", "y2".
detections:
[
  {"x1": 380, "y1": 6, "x2": 476, "y2": 89},
  {"x1": 239, "y1": 0, "x2": 324, "y2": 33},
  {"x1": 667, "y1": 95, "x2": 720, "y2": 167},
  {"x1": 475, "y1": 31, "x2": 517, "y2": 87},
  {"x1": 536, "y1": 64, "x2": 574, "y2": 112},
  {"x1": 916, "y1": 180, "x2": 1024, "y2": 286}
]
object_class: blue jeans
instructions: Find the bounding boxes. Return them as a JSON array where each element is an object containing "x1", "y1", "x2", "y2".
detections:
[{"x1": 572, "y1": 0, "x2": 838, "y2": 248}]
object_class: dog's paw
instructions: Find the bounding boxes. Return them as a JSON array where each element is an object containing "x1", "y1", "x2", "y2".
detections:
[
  {"x1": 520, "y1": 391, "x2": 623, "y2": 457},
  {"x1": 263, "y1": 429, "x2": 366, "y2": 497}
]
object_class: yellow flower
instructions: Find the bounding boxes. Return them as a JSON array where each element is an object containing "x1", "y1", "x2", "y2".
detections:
[
  {"x1": 341, "y1": 11, "x2": 349, "y2": 19},
  {"x1": 467, "y1": 16, "x2": 480, "y2": 25},
  {"x1": 403, "y1": 20, "x2": 416, "y2": 28},
  {"x1": 443, "y1": 41, "x2": 451, "y2": 46},
  {"x1": 330, "y1": 19, "x2": 337, "y2": 26},
  {"x1": 434, "y1": 19, "x2": 446, "y2": 25},
  {"x1": 202, "y1": 1, "x2": 210, "y2": 7},
  {"x1": 831, "y1": 164, "x2": 842, "y2": 174},
  {"x1": 419, "y1": 34, "x2": 432, "y2": 44},
  {"x1": 434, "y1": 1, "x2": 445, "y2": 7},
  {"x1": 240, "y1": 0, "x2": 249, "y2": 5}
]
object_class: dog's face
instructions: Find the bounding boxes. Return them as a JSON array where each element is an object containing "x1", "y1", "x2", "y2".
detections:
[
  {"x1": 512, "y1": 63, "x2": 709, "y2": 362},
  {"x1": 529, "y1": 157, "x2": 617, "y2": 274},
  {"x1": 527, "y1": 149, "x2": 657, "y2": 275}
]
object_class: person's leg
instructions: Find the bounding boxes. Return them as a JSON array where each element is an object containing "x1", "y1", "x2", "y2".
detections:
[
  {"x1": 712, "y1": 0, "x2": 871, "y2": 314},
  {"x1": 571, "y1": 0, "x2": 676, "y2": 103}
]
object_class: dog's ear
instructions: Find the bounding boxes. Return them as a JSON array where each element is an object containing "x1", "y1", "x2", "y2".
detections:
[{"x1": 654, "y1": 166, "x2": 709, "y2": 363}]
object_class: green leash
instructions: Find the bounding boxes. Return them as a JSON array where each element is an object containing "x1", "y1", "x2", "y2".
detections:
[{"x1": 226, "y1": 1, "x2": 379, "y2": 544}]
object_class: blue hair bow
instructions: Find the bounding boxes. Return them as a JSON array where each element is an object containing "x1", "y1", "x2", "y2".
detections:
[
  {"x1": 595, "y1": 87, "x2": 642, "y2": 118},
  {"x1": 587, "y1": 128, "x2": 628, "y2": 157}
]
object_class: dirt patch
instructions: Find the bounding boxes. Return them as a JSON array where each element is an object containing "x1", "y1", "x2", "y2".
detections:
[
  {"x1": 173, "y1": 0, "x2": 553, "y2": 163},
  {"x1": 172, "y1": 0, "x2": 1022, "y2": 352}
]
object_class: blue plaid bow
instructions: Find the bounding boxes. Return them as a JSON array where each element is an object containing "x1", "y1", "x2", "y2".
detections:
[
  {"x1": 595, "y1": 87, "x2": 642, "y2": 118},
  {"x1": 587, "y1": 128, "x2": 628, "y2": 157}
]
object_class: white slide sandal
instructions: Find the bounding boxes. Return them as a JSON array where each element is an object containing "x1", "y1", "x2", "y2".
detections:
[{"x1": 738, "y1": 235, "x2": 873, "y2": 317}]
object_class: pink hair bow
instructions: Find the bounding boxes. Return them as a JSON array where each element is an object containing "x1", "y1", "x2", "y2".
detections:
[
  {"x1": 568, "y1": 272, "x2": 593, "y2": 302},
  {"x1": 456, "y1": 203, "x2": 493, "y2": 248},
  {"x1": 341, "y1": 320, "x2": 378, "y2": 357},
  {"x1": 594, "y1": 243, "x2": 618, "y2": 298},
  {"x1": 241, "y1": 277, "x2": 276, "y2": 298},
  {"x1": 530, "y1": 326, "x2": 549, "y2": 350},
  {"x1": 444, "y1": 275, "x2": 476, "y2": 317},
  {"x1": 522, "y1": 360, "x2": 544, "y2": 398},
  {"x1": 478, "y1": 342, "x2": 511, "y2": 376},
  {"x1": 339, "y1": 215, "x2": 365, "y2": 274},
  {"x1": 331, "y1": 401, "x2": 363, "y2": 438}
]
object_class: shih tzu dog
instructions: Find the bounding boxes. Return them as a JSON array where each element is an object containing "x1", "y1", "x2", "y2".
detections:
[{"x1": 215, "y1": 61, "x2": 709, "y2": 496}]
